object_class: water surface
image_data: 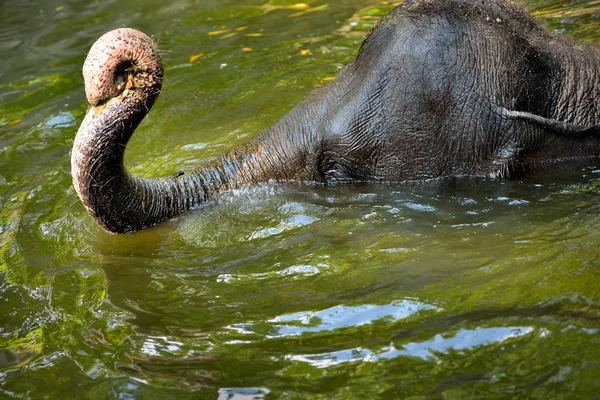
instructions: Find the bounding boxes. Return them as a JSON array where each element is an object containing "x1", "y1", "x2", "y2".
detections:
[{"x1": 2, "y1": 0, "x2": 600, "y2": 398}]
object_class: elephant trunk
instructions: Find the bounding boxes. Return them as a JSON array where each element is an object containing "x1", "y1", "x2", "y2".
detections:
[{"x1": 72, "y1": 28, "x2": 323, "y2": 233}]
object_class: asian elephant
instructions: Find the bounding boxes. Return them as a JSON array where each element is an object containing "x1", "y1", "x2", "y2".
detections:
[{"x1": 72, "y1": 0, "x2": 600, "y2": 233}]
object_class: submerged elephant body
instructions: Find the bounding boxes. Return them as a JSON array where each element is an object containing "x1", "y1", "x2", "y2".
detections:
[{"x1": 73, "y1": 0, "x2": 600, "y2": 233}]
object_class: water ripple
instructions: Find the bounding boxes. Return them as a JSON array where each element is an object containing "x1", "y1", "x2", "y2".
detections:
[
  {"x1": 401, "y1": 202, "x2": 438, "y2": 213},
  {"x1": 247, "y1": 214, "x2": 319, "y2": 240},
  {"x1": 217, "y1": 263, "x2": 326, "y2": 283}
]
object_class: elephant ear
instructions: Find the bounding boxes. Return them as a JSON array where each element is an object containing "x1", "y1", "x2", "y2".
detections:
[{"x1": 498, "y1": 107, "x2": 600, "y2": 137}]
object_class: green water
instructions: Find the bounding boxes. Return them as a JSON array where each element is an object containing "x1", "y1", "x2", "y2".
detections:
[{"x1": 2, "y1": 0, "x2": 600, "y2": 398}]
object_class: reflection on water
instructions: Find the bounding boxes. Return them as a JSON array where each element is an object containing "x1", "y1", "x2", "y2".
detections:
[
  {"x1": 217, "y1": 387, "x2": 270, "y2": 400},
  {"x1": 228, "y1": 299, "x2": 439, "y2": 337},
  {"x1": 2, "y1": 0, "x2": 600, "y2": 398},
  {"x1": 288, "y1": 326, "x2": 535, "y2": 368},
  {"x1": 271, "y1": 299, "x2": 438, "y2": 336}
]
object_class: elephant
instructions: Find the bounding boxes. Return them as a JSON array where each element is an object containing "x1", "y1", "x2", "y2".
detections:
[{"x1": 72, "y1": 0, "x2": 600, "y2": 233}]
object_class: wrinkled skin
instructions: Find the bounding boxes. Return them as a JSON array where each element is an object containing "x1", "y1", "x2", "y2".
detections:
[{"x1": 72, "y1": 0, "x2": 600, "y2": 233}]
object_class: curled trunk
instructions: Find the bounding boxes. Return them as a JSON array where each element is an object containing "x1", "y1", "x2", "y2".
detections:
[{"x1": 72, "y1": 29, "x2": 324, "y2": 233}]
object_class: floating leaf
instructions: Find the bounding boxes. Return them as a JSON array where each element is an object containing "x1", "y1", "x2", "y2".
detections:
[
  {"x1": 236, "y1": 26, "x2": 248, "y2": 31},
  {"x1": 246, "y1": 33, "x2": 263, "y2": 37},
  {"x1": 242, "y1": 47, "x2": 253, "y2": 52},
  {"x1": 8, "y1": 119, "x2": 22, "y2": 126},
  {"x1": 221, "y1": 32, "x2": 238, "y2": 39},
  {"x1": 290, "y1": 4, "x2": 328, "y2": 17},
  {"x1": 288, "y1": 3, "x2": 309, "y2": 10},
  {"x1": 209, "y1": 29, "x2": 229, "y2": 36},
  {"x1": 189, "y1": 53, "x2": 204, "y2": 62},
  {"x1": 300, "y1": 49, "x2": 310, "y2": 56}
]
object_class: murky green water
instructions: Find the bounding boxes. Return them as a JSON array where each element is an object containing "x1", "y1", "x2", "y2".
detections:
[{"x1": 2, "y1": 0, "x2": 600, "y2": 398}]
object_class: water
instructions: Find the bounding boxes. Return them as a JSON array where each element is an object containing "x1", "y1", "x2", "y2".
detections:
[{"x1": 2, "y1": 0, "x2": 600, "y2": 398}]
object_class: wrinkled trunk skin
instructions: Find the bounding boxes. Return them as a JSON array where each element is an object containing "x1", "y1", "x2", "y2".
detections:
[{"x1": 73, "y1": 0, "x2": 600, "y2": 233}]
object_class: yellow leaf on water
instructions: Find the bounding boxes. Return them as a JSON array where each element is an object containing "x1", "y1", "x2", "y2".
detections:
[
  {"x1": 246, "y1": 33, "x2": 263, "y2": 37},
  {"x1": 300, "y1": 49, "x2": 310, "y2": 56},
  {"x1": 189, "y1": 53, "x2": 204, "y2": 62},
  {"x1": 288, "y1": 3, "x2": 309, "y2": 10},
  {"x1": 209, "y1": 29, "x2": 229, "y2": 36},
  {"x1": 221, "y1": 32, "x2": 238, "y2": 39},
  {"x1": 242, "y1": 47, "x2": 253, "y2": 52},
  {"x1": 289, "y1": 4, "x2": 328, "y2": 17},
  {"x1": 55, "y1": 6, "x2": 64, "y2": 12},
  {"x1": 8, "y1": 119, "x2": 22, "y2": 126},
  {"x1": 236, "y1": 26, "x2": 248, "y2": 31}
]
